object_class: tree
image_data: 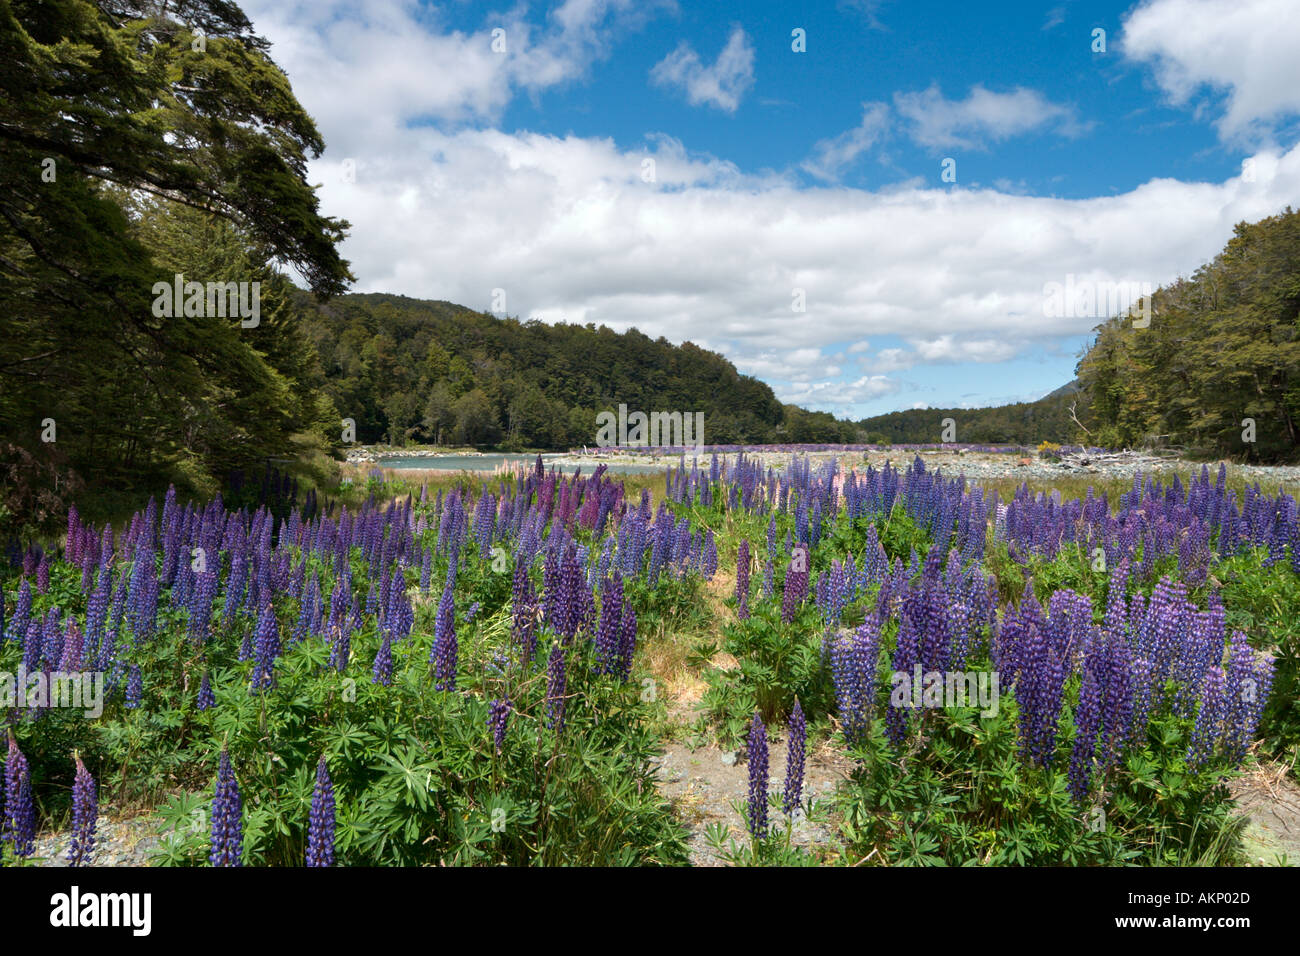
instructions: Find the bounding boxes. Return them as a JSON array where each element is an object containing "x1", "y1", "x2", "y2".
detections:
[
  {"x1": 451, "y1": 389, "x2": 500, "y2": 446},
  {"x1": 0, "y1": 0, "x2": 352, "y2": 521}
]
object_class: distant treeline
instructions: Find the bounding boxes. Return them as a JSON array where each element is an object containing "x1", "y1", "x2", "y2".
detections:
[{"x1": 855, "y1": 386, "x2": 1089, "y2": 448}]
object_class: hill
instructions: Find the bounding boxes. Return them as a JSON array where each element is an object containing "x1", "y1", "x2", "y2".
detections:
[{"x1": 299, "y1": 292, "x2": 792, "y2": 449}]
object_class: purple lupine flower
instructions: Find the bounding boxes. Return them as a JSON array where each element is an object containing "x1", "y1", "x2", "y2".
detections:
[
  {"x1": 746, "y1": 713, "x2": 769, "y2": 840},
  {"x1": 431, "y1": 580, "x2": 457, "y2": 691},
  {"x1": 783, "y1": 698, "x2": 806, "y2": 817},
  {"x1": 781, "y1": 547, "x2": 809, "y2": 625},
  {"x1": 209, "y1": 749, "x2": 242, "y2": 867},
  {"x1": 1223, "y1": 631, "x2": 1274, "y2": 763},
  {"x1": 372, "y1": 631, "x2": 393, "y2": 686},
  {"x1": 1012, "y1": 612, "x2": 1069, "y2": 768},
  {"x1": 3, "y1": 733, "x2": 35, "y2": 858},
  {"x1": 735, "y1": 539, "x2": 751, "y2": 619},
  {"x1": 702, "y1": 531, "x2": 718, "y2": 580},
  {"x1": 594, "y1": 574, "x2": 624, "y2": 676},
  {"x1": 511, "y1": 559, "x2": 538, "y2": 664},
  {"x1": 617, "y1": 600, "x2": 637, "y2": 683},
  {"x1": 125, "y1": 664, "x2": 143, "y2": 709},
  {"x1": 1129, "y1": 655, "x2": 1155, "y2": 741},
  {"x1": 1068, "y1": 642, "x2": 1105, "y2": 802},
  {"x1": 306, "y1": 755, "x2": 336, "y2": 867},
  {"x1": 35, "y1": 551, "x2": 50, "y2": 592},
  {"x1": 197, "y1": 672, "x2": 216, "y2": 711},
  {"x1": 546, "y1": 643, "x2": 568, "y2": 731},
  {"x1": 59, "y1": 620, "x2": 85, "y2": 673},
  {"x1": 1186, "y1": 665, "x2": 1227, "y2": 770},
  {"x1": 68, "y1": 754, "x2": 98, "y2": 867},
  {"x1": 6, "y1": 580, "x2": 31, "y2": 643},
  {"x1": 250, "y1": 601, "x2": 280, "y2": 693},
  {"x1": 488, "y1": 698, "x2": 512, "y2": 753},
  {"x1": 832, "y1": 621, "x2": 880, "y2": 746}
]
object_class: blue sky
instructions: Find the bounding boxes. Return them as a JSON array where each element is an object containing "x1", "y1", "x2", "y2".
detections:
[{"x1": 243, "y1": 0, "x2": 1300, "y2": 418}]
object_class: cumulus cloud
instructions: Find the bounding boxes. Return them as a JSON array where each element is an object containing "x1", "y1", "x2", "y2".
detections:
[
  {"x1": 240, "y1": 0, "x2": 673, "y2": 151},
  {"x1": 1121, "y1": 0, "x2": 1300, "y2": 143},
  {"x1": 649, "y1": 27, "x2": 756, "y2": 113},
  {"x1": 238, "y1": 1, "x2": 1300, "y2": 415},
  {"x1": 802, "y1": 102, "x2": 891, "y2": 181},
  {"x1": 301, "y1": 126, "x2": 1300, "y2": 394},
  {"x1": 779, "y1": 375, "x2": 902, "y2": 412},
  {"x1": 893, "y1": 84, "x2": 1089, "y2": 151}
]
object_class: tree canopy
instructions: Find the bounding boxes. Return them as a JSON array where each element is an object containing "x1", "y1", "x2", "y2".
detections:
[
  {"x1": 1, "y1": 0, "x2": 351, "y2": 527},
  {"x1": 1076, "y1": 207, "x2": 1300, "y2": 461}
]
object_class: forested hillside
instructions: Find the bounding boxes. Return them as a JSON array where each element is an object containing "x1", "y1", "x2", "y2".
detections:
[
  {"x1": 299, "y1": 293, "x2": 791, "y2": 449},
  {"x1": 1076, "y1": 207, "x2": 1300, "y2": 462}
]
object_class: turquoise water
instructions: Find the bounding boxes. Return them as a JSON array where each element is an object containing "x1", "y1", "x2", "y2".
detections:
[{"x1": 377, "y1": 453, "x2": 665, "y2": 475}]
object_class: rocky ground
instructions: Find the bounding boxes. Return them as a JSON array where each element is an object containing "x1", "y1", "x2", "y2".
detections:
[
  {"x1": 563, "y1": 448, "x2": 1300, "y2": 488},
  {"x1": 29, "y1": 814, "x2": 165, "y2": 867},
  {"x1": 652, "y1": 736, "x2": 852, "y2": 866},
  {"x1": 1232, "y1": 762, "x2": 1300, "y2": 866},
  {"x1": 343, "y1": 444, "x2": 1300, "y2": 489}
]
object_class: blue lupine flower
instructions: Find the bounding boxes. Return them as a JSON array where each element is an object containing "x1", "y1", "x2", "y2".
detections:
[
  {"x1": 306, "y1": 756, "x2": 336, "y2": 867},
  {"x1": 784, "y1": 699, "x2": 806, "y2": 817},
  {"x1": 68, "y1": 755, "x2": 98, "y2": 867},
  {"x1": 209, "y1": 749, "x2": 242, "y2": 867},
  {"x1": 746, "y1": 713, "x2": 769, "y2": 840}
]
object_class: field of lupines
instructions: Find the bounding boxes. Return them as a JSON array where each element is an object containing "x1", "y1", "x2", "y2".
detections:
[{"x1": 1, "y1": 452, "x2": 1297, "y2": 866}]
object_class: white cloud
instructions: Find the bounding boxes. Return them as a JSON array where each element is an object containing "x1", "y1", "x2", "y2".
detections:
[
  {"x1": 240, "y1": 0, "x2": 673, "y2": 152},
  {"x1": 894, "y1": 84, "x2": 1089, "y2": 151},
  {"x1": 802, "y1": 102, "x2": 891, "y2": 181},
  {"x1": 910, "y1": 336, "x2": 1021, "y2": 364},
  {"x1": 868, "y1": 348, "x2": 912, "y2": 373},
  {"x1": 778, "y1": 376, "x2": 901, "y2": 412},
  {"x1": 303, "y1": 130, "x2": 1300, "y2": 380},
  {"x1": 740, "y1": 348, "x2": 841, "y2": 383},
  {"x1": 649, "y1": 27, "x2": 756, "y2": 113},
  {"x1": 1122, "y1": 0, "x2": 1300, "y2": 143},
  {"x1": 238, "y1": 4, "x2": 1300, "y2": 417}
]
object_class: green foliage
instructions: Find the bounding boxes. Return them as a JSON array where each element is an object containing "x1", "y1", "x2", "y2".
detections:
[
  {"x1": 704, "y1": 794, "x2": 835, "y2": 866},
  {"x1": 834, "y1": 700, "x2": 1245, "y2": 866},
  {"x1": 701, "y1": 600, "x2": 834, "y2": 744},
  {"x1": 1210, "y1": 553, "x2": 1300, "y2": 760},
  {"x1": 300, "y1": 293, "x2": 789, "y2": 449},
  {"x1": 0, "y1": 537, "x2": 689, "y2": 867},
  {"x1": 0, "y1": 0, "x2": 351, "y2": 534},
  {"x1": 1077, "y1": 207, "x2": 1300, "y2": 461}
]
